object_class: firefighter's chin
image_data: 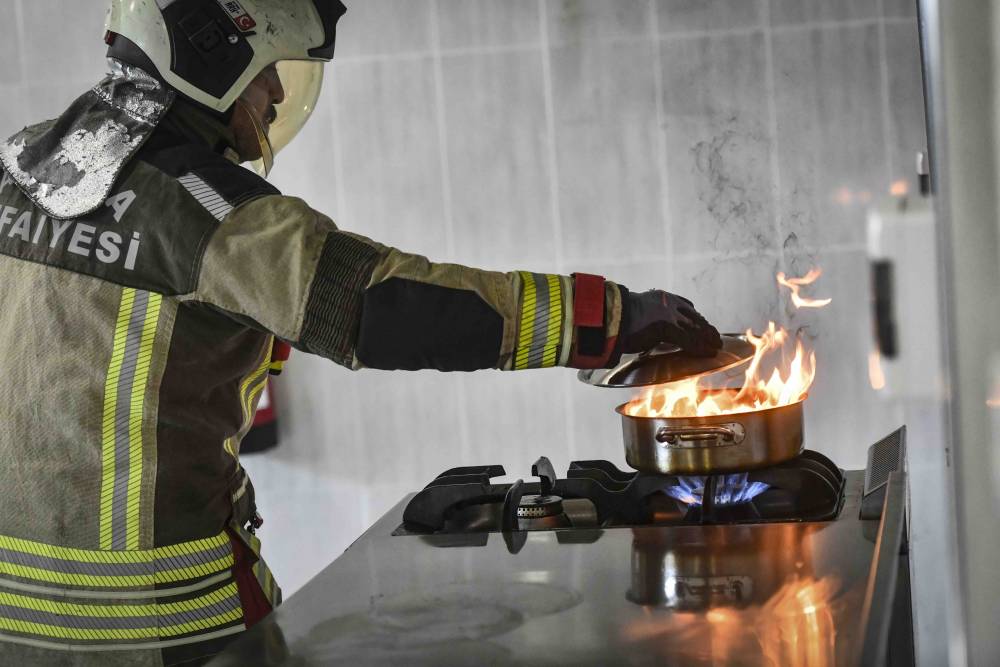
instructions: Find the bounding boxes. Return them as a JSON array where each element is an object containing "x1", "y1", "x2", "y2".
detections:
[
  {"x1": 231, "y1": 116, "x2": 266, "y2": 161},
  {"x1": 230, "y1": 99, "x2": 273, "y2": 170}
]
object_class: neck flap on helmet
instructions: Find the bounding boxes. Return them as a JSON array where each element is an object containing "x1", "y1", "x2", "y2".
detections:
[{"x1": 0, "y1": 60, "x2": 174, "y2": 220}]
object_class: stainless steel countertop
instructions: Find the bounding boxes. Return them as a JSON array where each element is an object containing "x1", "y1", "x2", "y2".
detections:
[{"x1": 211, "y1": 472, "x2": 877, "y2": 666}]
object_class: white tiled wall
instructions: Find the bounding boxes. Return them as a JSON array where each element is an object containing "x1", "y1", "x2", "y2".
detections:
[
  {"x1": 0, "y1": 1, "x2": 926, "y2": 596},
  {"x1": 263, "y1": 0, "x2": 927, "y2": 593}
]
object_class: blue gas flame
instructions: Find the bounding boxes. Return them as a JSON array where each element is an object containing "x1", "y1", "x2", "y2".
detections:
[{"x1": 665, "y1": 473, "x2": 770, "y2": 506}]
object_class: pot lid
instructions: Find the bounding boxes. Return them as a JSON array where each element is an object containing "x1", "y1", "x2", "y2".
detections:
[{"x1": 577, "y1": 334, "x2": 755, "y2": 389}]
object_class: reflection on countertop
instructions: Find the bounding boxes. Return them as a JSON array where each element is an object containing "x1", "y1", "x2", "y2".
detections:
[{"x1": 211, "y1": 474, "x2": 878, "y2": 666}]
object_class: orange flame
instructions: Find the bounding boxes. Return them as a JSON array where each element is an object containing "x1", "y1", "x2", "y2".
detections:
[
  {"x1": 868, "y1": 351, "x2": 886, "y2": 391},
  {"x1": 777, "y1": 269, "x2": 833, "y2": 309},
  {"x1": 890, "y1": 179, "x2": 910, "y2": 196},
  {"x1": 624, "y1": 322, "x2": 816, "y2": 418},
  {"x1": 756, "y1": 577, "x2": 839, "y2": 667}
]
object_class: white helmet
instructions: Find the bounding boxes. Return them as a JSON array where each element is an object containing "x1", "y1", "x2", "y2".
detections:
[{"x1": 105, "y1": 0, "x2": 346, "y2": 174}]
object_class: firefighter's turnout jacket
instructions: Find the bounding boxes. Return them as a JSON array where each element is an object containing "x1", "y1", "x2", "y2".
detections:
[{"x1": 0, "y1": 63, "x2": 623, "y2": 664}]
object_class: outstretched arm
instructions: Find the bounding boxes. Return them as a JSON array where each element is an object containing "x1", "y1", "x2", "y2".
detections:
[{"x1": 185, "y1": 195, "x2": 719, "y2": 371}]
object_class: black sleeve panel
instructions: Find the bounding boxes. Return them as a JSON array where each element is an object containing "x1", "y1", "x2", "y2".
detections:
[
  {"x1": 294, "y1": 232, "x2": 382, "y2": 366},
  {"x1": 356, "y1": 278, "x2": 504, "y2": 372}
]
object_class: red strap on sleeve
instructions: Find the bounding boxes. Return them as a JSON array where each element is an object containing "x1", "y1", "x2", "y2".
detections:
[
  {"x1": 271, "y1": 341, "x2": 292, "y2": 363},
  {"x1": 573, "y1": 274, "x2": 606, "y2": 328},
  {"x1": 570, "y1": 274, "x2": 612, "y2": 368}
]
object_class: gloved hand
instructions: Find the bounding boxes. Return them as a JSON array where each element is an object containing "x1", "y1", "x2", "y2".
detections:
[{"x1": 622, "y1": 290, "x2": 723, "y2": 356}]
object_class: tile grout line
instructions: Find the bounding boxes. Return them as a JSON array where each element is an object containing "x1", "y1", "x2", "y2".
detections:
[
  {"x1": 537, "y1": 0, "x2": 575, "y2": 464},
  {"x1": 650, "y1": 0, "x2": 674, "y2": 280},
  {"x1": 770, "y1": 15, "x2": 905, "y2": 34},
  {"x1": 428, "y1": 0, "x2": 472, "y2": 463},
  {"x1": 538, "y1": 1, "x2": 565, "y2": 272},
  {"x1": 325, "y1": 57, "x2": 367, "y2": 514},
  {"x1": 876, "y1": 0, "x2": 898, "y2": 190},
  {"x1": 335, "y1": 43, "x2": 539, "y2": 65},
  {"x1": 328, "y1": 72, "x2": 349, "y2": 227},
  {"x1": 566, "y1": 242, "x2": 866, "y2": 270},
  {"x1": 428, "y1": 0, "x2": 457, "y2": 260},
  {"x1": 762, "y1": 0, "x2": 787, "y2": 274},
  {"x1": 13, "y1": 0, "x2": 28, "y2": 85},
  {"x1": 330, "y1": 17, "x2": 919, "y2": 67}
]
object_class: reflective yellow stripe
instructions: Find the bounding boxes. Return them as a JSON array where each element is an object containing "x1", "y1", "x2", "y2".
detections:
[
  {"x1": 514, "y1": 272, "x2": 563, "y2": 370},
  {"x1": 246, "y1": 382, "x2": 268, "y2": 417},
  {"x1": 0, "y1": 532, "x2": 234, "y2": 589},
  {"x1": 126, "y1": 293, "x2": 162, "y2": 550},
  {"x1": 541, "y1": 274, "x2": 563, "y2": 367},
  {"x1": 252, "y1": 560, "x2": 281, "y2": 607},
  {"x1": 244, "y1": 338, "x2": 274, "y2": 417},
  {"x1": 98, "y1": 289, "x2": 163, "y2": 551},
  {"x1": 0, "y1": 611, "x2": 243, "y2": 642},
  {"x1": 0, "y1": 532, "x2": 228, "y2": 563},
  {"x1": 0, "y1": 581, "x2": 244, "y2": 642},
  {"x1": 0, "y1": 533, "x2": 258, "y2": 646},
  {"x1": 99, "y1": 289, "x2": 135, "y2": 550},
  {"x1": 0, "y1": 556, "x2": 234, "y2": 589},
  {"x1": 0, "y1": 582, "x2": 238, "y2": 618},
  {"x1": 0, "y1": 609, "x2": 243, "y2": 642},
  {"x1": 224, "y1": 338, "x2": 273, "y2": 460},
  {"x1": 514, "y1": 272, "x2": 538, "y2": 370}
]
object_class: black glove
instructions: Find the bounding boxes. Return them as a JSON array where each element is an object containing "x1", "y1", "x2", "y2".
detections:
[{"x1": 621, "y1": 290, "x2": 722, "y2": 356}]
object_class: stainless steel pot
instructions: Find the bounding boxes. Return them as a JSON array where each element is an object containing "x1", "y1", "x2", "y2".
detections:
[{"x1": 617, "y1": 398, "x2": 804, "y2": 475}]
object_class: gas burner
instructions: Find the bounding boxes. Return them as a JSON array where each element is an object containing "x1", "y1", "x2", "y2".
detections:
[
  {"x1": 665, "y1": 474, "x2": 771, "y2": 507},
  {"x1": 516, "y1": 495, "x2": 571, "y2": 530},
  {"x1": 394, "y1": 451, "x2": 845, "y2": 536}
]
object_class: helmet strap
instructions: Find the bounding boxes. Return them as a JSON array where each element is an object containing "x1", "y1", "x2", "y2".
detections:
[{"x1": 235, "y1": 98, "x2": 274, "y2": 177}]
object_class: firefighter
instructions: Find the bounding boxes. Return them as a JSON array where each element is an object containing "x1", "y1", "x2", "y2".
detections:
[{"x1": 0, "y1": 1, "x2": 721, "y2": 664}]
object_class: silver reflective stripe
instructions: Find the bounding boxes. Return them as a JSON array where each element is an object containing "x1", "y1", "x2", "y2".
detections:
[
  {"x1": 110, "y1": 290, "x2": 149, "y2": 550},
  {"x1": 254, "y1": 560, "x2": 281, "y2": 607},
  {"x1": 151, "y1": 543, "x2": 234, "y2": 572},
  {"x1": 526, "y1": 273, "x2": 551, "y2": 369},
  {"x1": 0, "y1": 571, "x2": 232, "y2": 601},
  {"x1": 231, "y1": 472, "x2": 249, "y2": 504},
  {"x1": 178, "y1": 174, "x2": 234, "y2": 221},
  {"x1": 0, "y1": 624, "x2": 245, "y2": 653},
  {"x1": 0, "y1": 595, "x2": 240, "y2": 631},
  {"x1": 0, "y1": 542, "x2": 231, "y2": 579}
]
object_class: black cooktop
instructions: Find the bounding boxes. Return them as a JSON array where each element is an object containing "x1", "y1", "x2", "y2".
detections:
[{"x1": 394, "y1": 450, "x2": 845, "y2": 536}]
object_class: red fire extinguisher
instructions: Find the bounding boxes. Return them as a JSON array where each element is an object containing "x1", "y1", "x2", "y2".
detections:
[{"x1": 242, "y1": 340, "x2": 291, "y2": 454}]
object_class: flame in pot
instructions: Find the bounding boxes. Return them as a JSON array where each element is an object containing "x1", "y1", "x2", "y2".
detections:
[{"x1": 625, "y1": 322, "x2": 816, "y2": 418}]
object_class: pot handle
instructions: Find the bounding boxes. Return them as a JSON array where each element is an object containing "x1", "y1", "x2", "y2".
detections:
[{"x1": 655, "y1": 423, "x2": 746, "y2": 446}]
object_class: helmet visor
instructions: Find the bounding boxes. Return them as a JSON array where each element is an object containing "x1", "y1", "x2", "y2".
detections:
[{"x1": 248, "y1": 60, "x2": 325, "y2": 176}]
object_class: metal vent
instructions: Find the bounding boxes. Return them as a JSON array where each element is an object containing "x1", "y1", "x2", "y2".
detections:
[{"x1": 861, "y1": 427, "x2": 906, "y2": 519}]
